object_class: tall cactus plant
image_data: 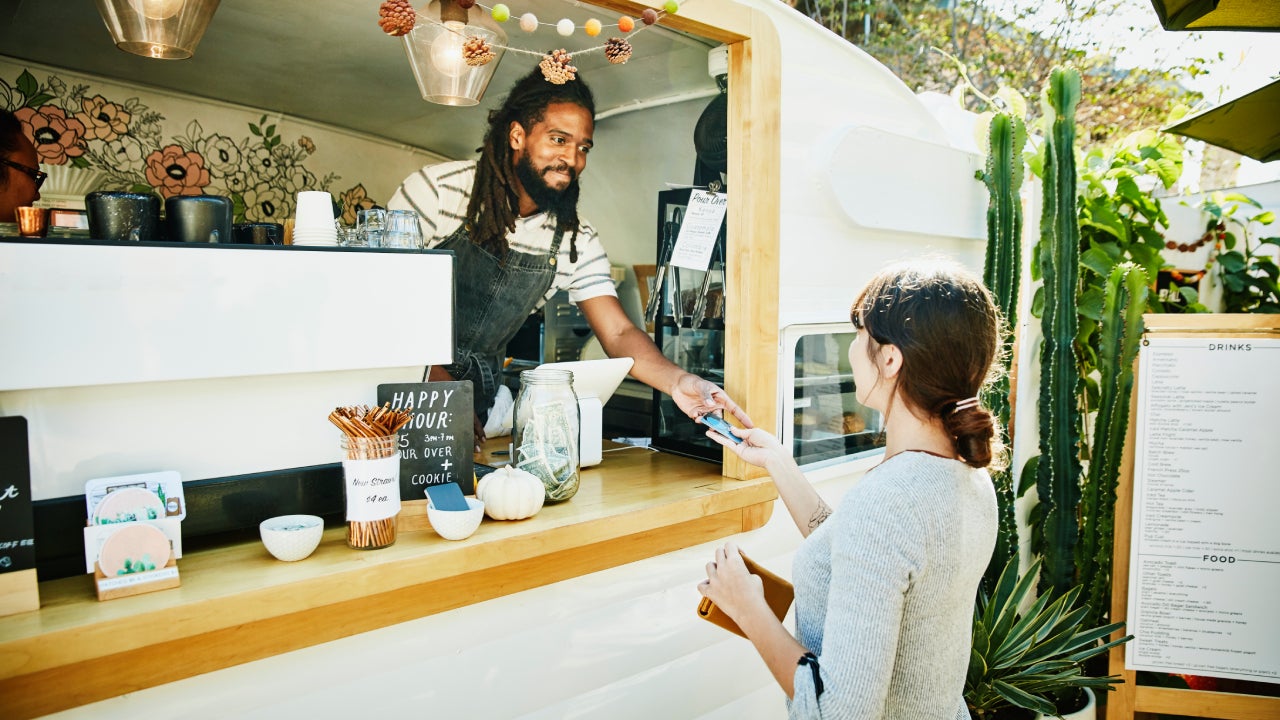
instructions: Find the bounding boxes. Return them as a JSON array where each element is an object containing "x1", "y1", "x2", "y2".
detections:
[
  {"x1": 980, "y1": 111, "x2": 1027, "y2": 591},
  {"x1": 1077, "y1": 262, "x2": 1147, "y2": 627},
  {"x1": 1035, "y1": 66, "x2": 1084, "y2": 599}
]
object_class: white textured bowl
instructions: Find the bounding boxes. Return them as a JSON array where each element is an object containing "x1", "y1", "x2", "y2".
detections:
[
  {"x1": 259, "y1": 514, "x2": 324, "y2": 561},
  {"x1": 426, "y1": 497, "x2": 485, "y2": 541}
]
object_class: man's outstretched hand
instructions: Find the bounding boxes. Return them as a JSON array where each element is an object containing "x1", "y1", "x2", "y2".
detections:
[{"x1": 669, "y1": 372, "x2": 754, "y2": 430}]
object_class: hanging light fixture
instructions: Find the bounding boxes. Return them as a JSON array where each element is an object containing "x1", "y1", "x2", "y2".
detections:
[
  {"x1": 403, "y1": 0, "x2": 507, "y2": 106},
  {"x1": 93, "y1": 0, "x2": 221, "y2": 60}
]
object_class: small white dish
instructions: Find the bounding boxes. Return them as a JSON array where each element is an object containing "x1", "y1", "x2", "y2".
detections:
[
  {"x1": 259, "y1": 514, "x2": 324, "y2": 561},
  {"x1": 426, "y1": 497, "x2": 485, "y2": 541}
]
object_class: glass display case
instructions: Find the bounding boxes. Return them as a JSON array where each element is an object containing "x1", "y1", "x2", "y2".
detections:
[
  {"x1": 784, "y1": 323, "x2": 885, "y2": 469},
  {"x1": 649, "y1": 188, "x2": 727, "y2": 462}
]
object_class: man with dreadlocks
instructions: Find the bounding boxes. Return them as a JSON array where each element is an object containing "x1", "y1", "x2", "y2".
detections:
[{"x1": 388, "y1": 68, "x2": 748, "y2": 444}]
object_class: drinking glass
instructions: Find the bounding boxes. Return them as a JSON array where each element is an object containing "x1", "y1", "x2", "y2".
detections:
[
  {"x1": 382, "y1": 210, "x2": 424, "y2": 249},
  {"x1": 357, "y1": 207, "x2": 386, "y2": 248}
]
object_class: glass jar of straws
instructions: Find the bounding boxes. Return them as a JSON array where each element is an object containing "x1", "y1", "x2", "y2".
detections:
[{"x1": 329, "y1": 405, "x2": 413, "y2": 549}]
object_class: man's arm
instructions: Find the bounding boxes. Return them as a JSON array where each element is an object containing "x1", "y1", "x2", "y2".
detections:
[{"x1": 577, "y1": 295, "x2": 751, "y2": 426}]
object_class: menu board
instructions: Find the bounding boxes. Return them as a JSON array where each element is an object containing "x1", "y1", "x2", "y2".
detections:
[
  {"x1": 0, "y1": 416, "x2": 35, "y2": 575},
  {"x1": 377, "y1": 381, "x2": 474, "y2": 499},
  {"x1": 1127, "y1": 336, "x2": 1280, "y2": 682}
]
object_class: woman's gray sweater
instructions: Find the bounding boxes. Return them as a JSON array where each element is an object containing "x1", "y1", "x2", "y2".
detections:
[{"x1": 787, "y1": 451, "x2": 997, "y2": 719}]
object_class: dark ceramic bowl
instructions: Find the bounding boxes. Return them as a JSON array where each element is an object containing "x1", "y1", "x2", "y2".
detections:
[
  {"x1": 166, "y1": 195, "x2": 233, "y2": 243},
  {"x1": 85, "y1": 191, "x2": 161, "y2": 242},
  {"x1": 232, "y1": 222, "x2": 284, "y2": 245}
]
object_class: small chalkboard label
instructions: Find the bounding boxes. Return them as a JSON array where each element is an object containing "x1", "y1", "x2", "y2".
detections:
[
  {"x1": 0, "y1": 416, "x2": 36, "y2": 575},
  {"x1": 377, "y1": 382, "x2": 474, "y2": 498}
]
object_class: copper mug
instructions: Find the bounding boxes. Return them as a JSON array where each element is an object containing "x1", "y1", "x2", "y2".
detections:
[{"x1": 15, "y1": 206, "x2": 49, "y2": 238}]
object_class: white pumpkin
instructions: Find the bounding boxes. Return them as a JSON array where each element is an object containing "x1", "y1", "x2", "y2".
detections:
[{"x1": 475, "y1": 466, "x2": 545, "y2": 520}]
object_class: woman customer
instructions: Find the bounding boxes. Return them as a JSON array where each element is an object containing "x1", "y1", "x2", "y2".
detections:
[{"x1": 700, "y1": 260, "x2": 1001, "y2": 719}]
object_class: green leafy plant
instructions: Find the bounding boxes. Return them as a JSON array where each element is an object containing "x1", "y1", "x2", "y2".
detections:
[
  {"x1": 1199, "y1": 193, "x2": 1280, "y2": 314},
  {"x1": 1077, "y1": 126, "x2": 1191, "y2": 329},
  {"x1": 966, "y1": 557, "x2": 1133, "y2": 719}
]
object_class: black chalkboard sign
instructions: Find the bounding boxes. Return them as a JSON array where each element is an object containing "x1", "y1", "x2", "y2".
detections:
[
  {"x1": 377, "y1": 381, "x2": 474, "y2": 499},
  {"x1": 0, "y1": 416, "x2": 36, "y2": 574}
]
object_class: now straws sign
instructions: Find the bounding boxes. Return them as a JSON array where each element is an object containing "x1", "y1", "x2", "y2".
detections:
[{"x1": 377, "y1": 382, "x2": 474, "y2": 498}]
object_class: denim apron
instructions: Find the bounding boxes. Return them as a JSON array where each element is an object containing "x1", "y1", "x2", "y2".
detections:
[{"x1": 439, "y1": 221, "x2": 565, "y2": 421}]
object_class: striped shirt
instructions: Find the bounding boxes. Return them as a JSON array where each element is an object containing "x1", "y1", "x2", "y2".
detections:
[{"x1": 387, "y1": 159, "x2": 617, "y2": 309}]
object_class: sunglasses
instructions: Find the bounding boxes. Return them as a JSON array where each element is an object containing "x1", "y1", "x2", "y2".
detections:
[{"x1": 1, "y1": 158, "x2": 47, "y2": 190}]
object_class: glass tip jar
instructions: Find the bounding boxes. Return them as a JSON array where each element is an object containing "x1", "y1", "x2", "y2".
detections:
[{"x1": 513, "y1": 368, "x2": 580, "y2": 503}]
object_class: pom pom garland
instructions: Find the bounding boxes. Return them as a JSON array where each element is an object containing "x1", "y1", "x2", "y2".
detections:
[{"x1": 381, "y1": 0, "x2": 692, "y2": 83}]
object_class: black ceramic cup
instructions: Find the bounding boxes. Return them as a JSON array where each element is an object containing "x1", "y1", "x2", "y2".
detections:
[
  {"x1": 232, "y1": 222, "x2": 284, "y2": 245},
  {"x1": 166, "y1": 195, "x2": 234, "y2": 244},
  {"x1": 85, "y1": 191, "x2": 161, "y2": 242}
]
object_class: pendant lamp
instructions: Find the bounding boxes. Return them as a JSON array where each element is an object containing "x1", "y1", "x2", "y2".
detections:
[
  {"x1": 93, "y1": 0, "x2": 221, "y2": 60},
  {"x1": 403, "y1": 0, "x2": 507, "y2": 106}
]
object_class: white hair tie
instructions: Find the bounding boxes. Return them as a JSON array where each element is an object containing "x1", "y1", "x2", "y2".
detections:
[{"x1": 952, "y1": 397, "x2": 980, "y2": 414}]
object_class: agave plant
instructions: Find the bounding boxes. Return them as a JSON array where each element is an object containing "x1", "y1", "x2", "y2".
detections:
[{"x1": 965, "y1": 557, "x2": 1133, "y2": 719}]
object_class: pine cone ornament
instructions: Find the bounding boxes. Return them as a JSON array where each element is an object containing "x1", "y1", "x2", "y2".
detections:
[
  {"x1": 539, "y1": 49, "x2": 578, "y2": 84},
  {"x1": 463, "y1": 36, "x2": 495, "y2": 66},
  {"x1": 604, "y1": 37, "x2": 632, "y2": 65},
  {"x1": 378, "y1": 0, "x2": 417, "y2": 37}
]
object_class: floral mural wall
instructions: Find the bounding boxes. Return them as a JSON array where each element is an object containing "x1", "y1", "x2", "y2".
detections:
[{"x1": 0, "y1": 58, "x2": 442, "y2": 225}]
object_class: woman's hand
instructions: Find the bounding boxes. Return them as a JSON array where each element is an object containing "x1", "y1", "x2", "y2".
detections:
[
  {"x1": 705, "y1": 426, "x2": 787, "y2": 471},
  {"x1": 670, "y1": 373, "x2": 754, "y2": 428},
  {"x1": 698, "y1": 541, "x2": 767, "y2": 625}
]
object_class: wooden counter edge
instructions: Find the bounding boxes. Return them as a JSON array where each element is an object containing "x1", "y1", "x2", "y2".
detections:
[{"x1": 0, "y1": 482, "x2": 775, "y2": 718}]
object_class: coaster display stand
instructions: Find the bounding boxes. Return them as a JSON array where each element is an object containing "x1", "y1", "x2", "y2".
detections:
[{"x1": 93, "y1": 558, "x2": 181, "y2": 601}]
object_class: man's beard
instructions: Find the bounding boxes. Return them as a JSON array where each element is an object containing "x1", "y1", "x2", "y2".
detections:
[{"x1": 514, "y1": 153, "x2": 578, "y2": 215}]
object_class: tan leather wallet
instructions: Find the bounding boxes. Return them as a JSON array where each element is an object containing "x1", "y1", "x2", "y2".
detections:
[{"x1": 697, "y1": 552, "x2": 794, "y2": 638}]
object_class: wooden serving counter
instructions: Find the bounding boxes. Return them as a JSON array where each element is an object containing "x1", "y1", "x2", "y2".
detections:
[{"x1": 0, "y1": 445, "x2": 775, "y2": 719}]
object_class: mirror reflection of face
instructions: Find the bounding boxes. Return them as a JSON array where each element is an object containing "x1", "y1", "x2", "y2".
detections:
[{"x1": 510, "y1": 102, "x2": 594, "y2": 208}]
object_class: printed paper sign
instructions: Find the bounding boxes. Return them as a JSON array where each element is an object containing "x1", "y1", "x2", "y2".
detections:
[
  {"x1": 1127, "y1": 337, "x2": 1280, "y2": 682},
  {"x1": 669, "y1": 190, "x2": 727, "y2": 271}
]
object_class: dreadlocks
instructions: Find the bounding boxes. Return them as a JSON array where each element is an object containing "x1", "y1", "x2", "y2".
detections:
[{"x1": 466, "y1": 67, "x2": 595, "y2": 263}]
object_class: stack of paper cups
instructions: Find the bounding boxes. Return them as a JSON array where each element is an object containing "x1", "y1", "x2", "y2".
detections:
[{"x1": 292, "y1": 191, "x2": 338, "y2": 246}]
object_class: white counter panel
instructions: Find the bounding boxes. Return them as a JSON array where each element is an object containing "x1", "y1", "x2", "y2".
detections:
[{"x1": 0, "y1": 242, "x2": 454, "y2": 391}]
